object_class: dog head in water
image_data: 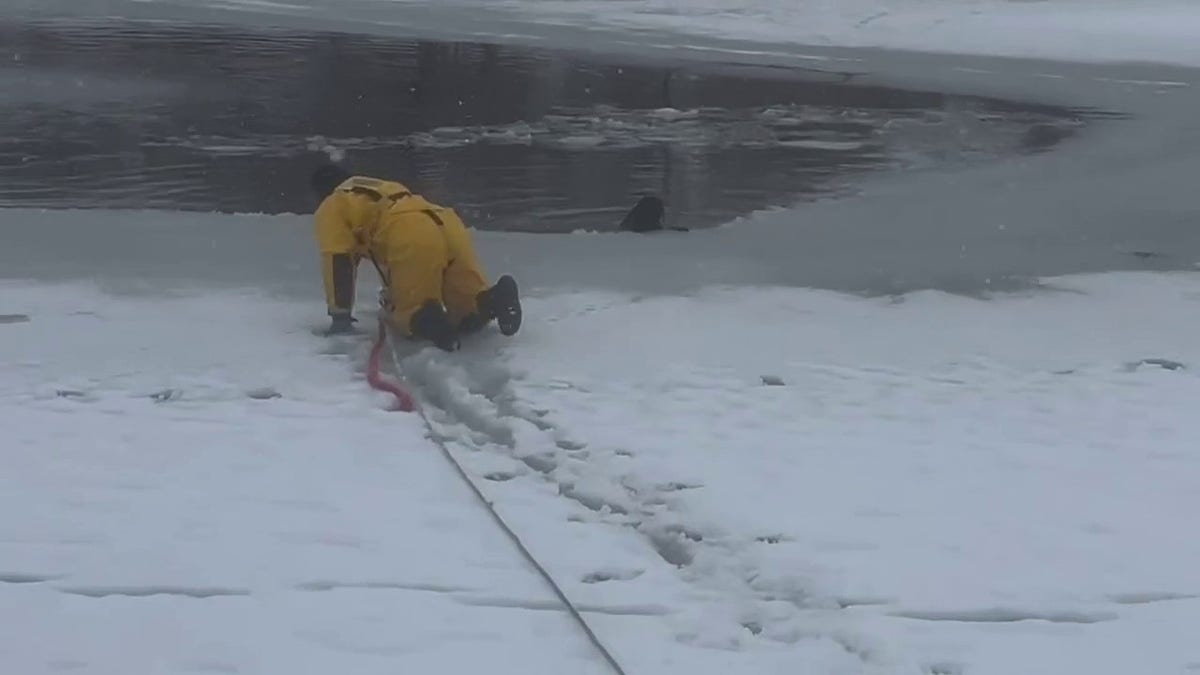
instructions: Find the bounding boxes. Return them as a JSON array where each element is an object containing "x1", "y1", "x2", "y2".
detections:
[{"x1": 619, "y1": 195, "x2": 667, "y2": 232}]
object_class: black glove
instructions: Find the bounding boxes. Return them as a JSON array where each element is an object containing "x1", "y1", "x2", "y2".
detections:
[{"x1": 326, "y1": 313, "x2": 357, "y2": 335}]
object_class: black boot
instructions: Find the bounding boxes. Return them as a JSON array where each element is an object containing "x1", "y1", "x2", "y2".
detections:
[
  {"x1": 409, "y1": 301, "x2": 460, "y2": 352},
  {"x1": 478, "y1": 275, "x2": 522, "y2": 336}
]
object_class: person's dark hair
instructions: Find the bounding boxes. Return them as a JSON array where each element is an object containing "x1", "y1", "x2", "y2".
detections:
[{"x1": 310, "y1": 163, "x2": 352, "y2": 198}]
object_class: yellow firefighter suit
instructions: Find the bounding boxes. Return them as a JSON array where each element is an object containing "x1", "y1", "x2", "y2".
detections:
[{"x1": 313, "y1": 174, "x2": 491, "y2": 337}]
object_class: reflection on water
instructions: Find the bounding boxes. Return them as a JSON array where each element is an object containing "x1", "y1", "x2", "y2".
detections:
[{"x1": 0, "y1": 18, "x2": 1093, "y2": 231}]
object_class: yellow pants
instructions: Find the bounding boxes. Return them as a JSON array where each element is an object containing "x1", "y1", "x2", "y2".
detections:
[{"x1": 374, "y1": 206, "x2": 489, "y2": 335}]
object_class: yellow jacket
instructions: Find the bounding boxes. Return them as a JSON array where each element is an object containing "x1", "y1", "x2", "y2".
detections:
[
  {"x1": 313, "y1": 175, "x2": 416, "y2": 316},
  {"x1": 314, "y1": 175, "x2": 469, "y2": 319}
]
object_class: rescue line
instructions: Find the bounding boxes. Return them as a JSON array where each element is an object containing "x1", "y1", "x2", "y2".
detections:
[
  {"x1": 365, "y1": 318, "x2": 416, "y2": 412},
  {"x1": 370, "y1": 317, "x2": 630, "y2": 675}
]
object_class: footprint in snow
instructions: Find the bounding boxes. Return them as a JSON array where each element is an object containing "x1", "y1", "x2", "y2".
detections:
[
  {"x1": 1107, "y1": 591, "x2": 1197, "y2": 605},
  {"x1": 0, "y1": 572, "x2": 60, "y2": 584},
  {"x1": 581, "y1": 569, "x2": 644, "y2": 584},
  {"x1": 149, "y1": 388, "x2": 183, "y2": 402},
  {"x1": 1125, "y1": 358, "x2": 1185, "y2": 372},
  {"x1": 892, "y1": 607, "x2": 1116, "y2": 624}
]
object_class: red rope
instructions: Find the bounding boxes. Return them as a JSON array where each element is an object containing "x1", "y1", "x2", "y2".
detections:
[{"x1": 365, "y1": 319, "x2": 416, "y2": 412}]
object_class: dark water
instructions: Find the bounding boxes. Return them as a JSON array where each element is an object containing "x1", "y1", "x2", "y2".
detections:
[{"x1": 1, "y1": 18, "x2": 1095, "y2": 232}]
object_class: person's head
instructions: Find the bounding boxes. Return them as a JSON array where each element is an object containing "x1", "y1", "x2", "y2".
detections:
[{"x1": 310, "y1": 162, "x2": 351, "y2": 200}]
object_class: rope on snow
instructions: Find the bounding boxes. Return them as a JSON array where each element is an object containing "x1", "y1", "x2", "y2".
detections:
[
  {"x1": 365, "y1": 317, "x2": 630, "y2": 675},
  {"x1": 365, "y1": 318, "x2": 417, "y2": 412}
]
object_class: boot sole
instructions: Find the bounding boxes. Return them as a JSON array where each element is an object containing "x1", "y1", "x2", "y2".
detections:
[{"x1": 491, "y1": 275, "x2": 522, "y2": 336}]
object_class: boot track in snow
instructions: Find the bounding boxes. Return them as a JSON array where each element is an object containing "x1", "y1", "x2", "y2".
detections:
[{"x1": 377, "y1": 322, "x2": 879, "y2": 664}]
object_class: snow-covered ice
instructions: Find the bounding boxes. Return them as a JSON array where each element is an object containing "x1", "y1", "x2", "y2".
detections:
[
  {"x1": 0, "y1": 281, "x2": 622, "y2": 675},
  {"x1": 398, "y1": 273, "x2": 1200, "y2": 674},
  {"x1": 5, "y1": 258, "x2": 1198, "y2": 674}
]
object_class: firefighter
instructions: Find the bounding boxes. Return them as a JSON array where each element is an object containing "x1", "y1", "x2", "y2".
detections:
[{"x1": 309, "y1": 163, "x2": 521, "y2": 350}]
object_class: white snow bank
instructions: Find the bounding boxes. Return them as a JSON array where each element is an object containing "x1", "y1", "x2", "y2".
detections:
[
  {"x1": 398, "y1": 270, "x2": 1200, "y2": 675},
  {"x1": 16, "y1": 0, "x2": 1200, "y2": 68}
]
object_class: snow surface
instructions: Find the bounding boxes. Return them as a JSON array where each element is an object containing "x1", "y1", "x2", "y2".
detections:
[
  {"x1": 0, "y1": 282, "x2": 614, "y2": 675},
  {"x1": 4, "y1": 262, "x2": 1200, "y2": 675},
  {"x1": 398, "y1": 271, "x2": 1200, "y2": 675}
]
